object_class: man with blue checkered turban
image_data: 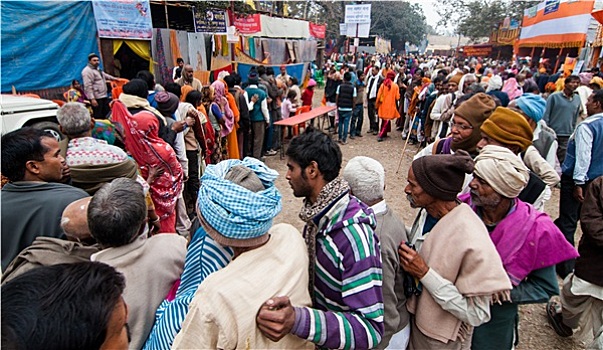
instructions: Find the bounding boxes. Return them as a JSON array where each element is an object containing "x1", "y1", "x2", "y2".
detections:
[
  {"x1": 510, "y1": 93, "x2": 558, "y2": 168},
  {"x1": 172, "y1": 157, "x2": 313, "y2": 349}
]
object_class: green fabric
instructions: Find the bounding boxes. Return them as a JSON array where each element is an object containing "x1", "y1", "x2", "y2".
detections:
[
  {"x1": 472, "y1": 302, "x2": 518, "y2": 350},
  {"x1": 509, "y1": 266, "x2": 559, "y2": 304}
]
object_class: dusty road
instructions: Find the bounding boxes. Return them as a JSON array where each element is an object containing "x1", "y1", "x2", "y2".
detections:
[{"x1": 262, "y1": 88, "x2": 588, "y2": 350}]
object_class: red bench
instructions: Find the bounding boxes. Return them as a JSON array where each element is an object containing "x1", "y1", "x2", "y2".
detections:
[
  {"x1": 274, "y1": 105, "x2": 337, "y2": 157},
  {"x1": 274, "y1": 105, "x2": 336, "y2": 128}
]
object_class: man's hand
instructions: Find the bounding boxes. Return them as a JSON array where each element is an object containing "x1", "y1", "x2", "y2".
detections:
[
  {"x1": 398, "y1": 243, "x2": 429, "y2": 279},
  {"x1": 251, "y1": 94, "x2": 259, "y2": 103},
  {"x1": 256, "y1": 296, "x2": 295, "y2": 342},
  {"x1": 573, "y1": 186, "x2": 585, "y2": 203},
  {"x1": 171, "y1": 120, "x2": 188, "y2": 133},
  {"x1": 91, "y1": 99, "x2": 98, "y2": 107},
  {"x1": 61, "y1": 163, "x2": 71, "y2": 183}
]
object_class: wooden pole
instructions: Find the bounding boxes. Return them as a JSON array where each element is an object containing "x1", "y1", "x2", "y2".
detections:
[
  {"x1": 164, "y1": 1, "x2": 169, "y2": 29},
  {"x1": 229, "y1": 1, "x2": 236, "y2": 67},
  {"x1": 530, "y1": 46, "x2": 535, "y2": 59}
]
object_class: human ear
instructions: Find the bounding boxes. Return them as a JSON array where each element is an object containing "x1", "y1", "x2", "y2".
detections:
[{"x1": 25, "y1": 160, "x2": 41, "y2": 175}]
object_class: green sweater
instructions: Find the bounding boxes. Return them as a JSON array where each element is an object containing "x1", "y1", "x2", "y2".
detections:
[{"x1": 1, "y1": 182, "x2": 88, "y2": 270}]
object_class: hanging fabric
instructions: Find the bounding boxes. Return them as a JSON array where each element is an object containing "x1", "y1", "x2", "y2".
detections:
[
  {"x1": 153, "y1": 28, "x2": 171, "y2": 85},
  {"x1": 221, "y1": 35, "x2": 229, "y2": 57},
  {"x1": 170, "y1": 30, "x2": 182, "y2": 65},
  {"x1": 113, "y1": 40, "x2": 154, "y2": 73}
]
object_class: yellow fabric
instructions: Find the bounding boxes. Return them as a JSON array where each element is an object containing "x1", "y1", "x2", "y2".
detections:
[{"x1": 113, "y1": 40, "x2": 154, "y2": 74}]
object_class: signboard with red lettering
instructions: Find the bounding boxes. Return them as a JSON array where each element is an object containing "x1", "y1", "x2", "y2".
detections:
[
  {"x1": 234, "y1": 14, "x2": 261, "y2": 35},
  {"x1": 309, "y1": 23, "x2": 326, "y2": 39}
]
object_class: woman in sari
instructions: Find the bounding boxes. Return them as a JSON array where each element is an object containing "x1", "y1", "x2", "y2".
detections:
[
  {"x1": 210, "y1": 80, "x2": 236, "y2": 160},
  {"x1": 111, "y1": 99, "x2": 183, "y2": 233}
]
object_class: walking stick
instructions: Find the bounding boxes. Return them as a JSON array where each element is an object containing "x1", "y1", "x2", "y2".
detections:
[{"x1": 396, "y1": 113, "x2": 416, "y2": 174}]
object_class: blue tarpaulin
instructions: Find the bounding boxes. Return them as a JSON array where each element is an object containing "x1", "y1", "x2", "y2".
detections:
[
  {"x1": 1, "y1": 1, "x2": 99, "y2": 92},
  {"x1": 236, "y1": 62, "x2": 307, "y2": 85}
]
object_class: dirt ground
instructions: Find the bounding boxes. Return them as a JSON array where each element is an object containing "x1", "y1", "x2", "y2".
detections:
[{"x1": 262, "y1": 88, "x2": 588, "y2": 350}]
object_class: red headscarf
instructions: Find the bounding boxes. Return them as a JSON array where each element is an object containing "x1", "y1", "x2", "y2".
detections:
[
  {"x1": 111, "y1": 100, "x2": 183, "y2": 232},
  {"x1": 384, "y1": 71, "x2": 396, "y2": 88}
]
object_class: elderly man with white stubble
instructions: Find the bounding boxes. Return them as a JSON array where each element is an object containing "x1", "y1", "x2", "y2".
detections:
[{"x1": 343, "y1": 156, "x2": 410, "y2": 349}]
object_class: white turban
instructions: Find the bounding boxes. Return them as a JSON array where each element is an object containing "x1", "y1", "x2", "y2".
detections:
[
  {"x1": 486, "y1": 75, "x2": 503, "y2": 92},
  {"x1": 474, "y1": 145, "x2": 529, "y2": 198}
]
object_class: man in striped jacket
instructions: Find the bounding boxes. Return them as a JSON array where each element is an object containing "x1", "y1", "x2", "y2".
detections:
[{"x1": 256, "y1": 128, "x2": 385, "y2": 349}]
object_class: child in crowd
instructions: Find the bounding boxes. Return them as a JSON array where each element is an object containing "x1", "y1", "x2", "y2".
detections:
[{"x1": 281, "y1": 90, "x2": 298, "y2": 138}]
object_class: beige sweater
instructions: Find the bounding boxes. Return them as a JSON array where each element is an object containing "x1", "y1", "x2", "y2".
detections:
[
  {"x1": 91, "y1": 233, "x2": 187, "y2": 350},
  {"x1": 406, "y1": 204, "x2": 511, "y2": 344},
  {"x1": 173, "y1": 223, "x2": 312, "y2": 350}
]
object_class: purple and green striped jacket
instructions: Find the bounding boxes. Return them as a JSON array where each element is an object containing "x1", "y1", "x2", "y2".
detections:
[{"x1": 292, "y1": 194, "x2": 384, "y2": 349}]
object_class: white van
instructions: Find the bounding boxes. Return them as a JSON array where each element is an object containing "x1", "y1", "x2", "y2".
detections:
[{"x1": 0, "y1": 95, "x2": 63, "y2": 140}]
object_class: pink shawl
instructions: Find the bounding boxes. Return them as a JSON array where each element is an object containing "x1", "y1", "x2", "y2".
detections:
[
  {"x1": 460, "y1": 194, "x2": 578, "y2": 286},
  {"x1": 211, "y1": 80, "x2": 234, "y2": 137},
  {"x1": 502, "y1": 77, "x2": 522, "y2": 101}
]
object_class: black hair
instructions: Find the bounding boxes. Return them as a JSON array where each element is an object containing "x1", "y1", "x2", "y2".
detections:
[
  {"x1": 1, "y1": 262, "x2": 126, "y2": 350},
  {"x1": 266, "y1": 67, "x2": 275, "y2": 76},
  {"x1": 122, "y1": 79, "x2": 149, "y2": 99},
  {"x1": 287, "y1": 89, "x2": 297, "y2": 100},
  {"x1": 592, "y1": 89, "x2": 603, "y2": 106},
  {"x1": 343, "y1": 72, "x2": 352, "y2": 82},
  {"x1": 564, "y1": 75, "x2": 580, "y2": 85},
  {"x1": 289, "y1": 76, "x2": 299, "y2": 85},
  {"x1": 231, "y1": 72, "x2": 242, "y2": 86},
  {"x1": 223, "y1": 75, "x2": 236, "y2": 88},
  {"x1": 1, "y1": 127, "x2": 53, "y2": 182},
  {"x1": 186, "y1": 90, "x2": 203, "y2": 107},
  {"x1": 432, "y1": 77, "x2": 443, "y2": 84},
  {"x1": 286, "y1": 127, "x2": 342, "y2": 182},
  {"x1": 257, "y1": 65, "x2": 266, "y2": 76},
  {"x1": 135, "y1": 70, "x2": 155, "y2": 91},
  {"x1": 164, "y1": 82, "x2": 182, "y2": 98},
  {"x1": 176, "y1": 57, "x2": 184, "y2": 63}
]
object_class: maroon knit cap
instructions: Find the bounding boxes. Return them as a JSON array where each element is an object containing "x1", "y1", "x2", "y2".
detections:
[{"x1": 411, "y1": 150, "x2": 475, "y2": 201}]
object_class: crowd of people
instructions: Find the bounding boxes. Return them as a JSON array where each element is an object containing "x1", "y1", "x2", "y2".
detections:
[{"x1": 1, "y1": 49, "x2": 602, "y2": 350}]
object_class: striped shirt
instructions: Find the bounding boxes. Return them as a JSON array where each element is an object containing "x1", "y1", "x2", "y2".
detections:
[
  {"x1": 292, "y1": 194, "x2": 384, "y2": 349},
  {"x1": 143, "y1": 228, "x2": 233, "y2": 350}
]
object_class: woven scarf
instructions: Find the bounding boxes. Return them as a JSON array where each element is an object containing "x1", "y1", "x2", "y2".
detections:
[
  {"x1": 198, "y1": 158, "x2": 281, "y2": 240},
  {"x1": 298, "y1": 176, "x2": 349, "y2": 298}
]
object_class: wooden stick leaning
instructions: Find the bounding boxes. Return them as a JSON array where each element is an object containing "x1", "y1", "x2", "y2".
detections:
[{"x1": 396, "y1": 112, "x2": 416, "y2": 174}]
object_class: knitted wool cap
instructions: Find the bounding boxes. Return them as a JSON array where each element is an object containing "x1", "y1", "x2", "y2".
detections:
[
  {"x1": 515, "y1": 93, "x2": 546, "y2": 123},
  {"x1": 248, "y1": 70, "x2": 259, "y2": 85},
  {"x1": 411, "y1": 150, "x2": 475, "y2": 201},
  {"x1": 449, "y1": 72, "x2": 464, "y2": 85},
  {"x1": 480, "y1": 107, "x2": 534, "y2": 152},
  {"x1": 155, "y1": 92, "x2": 180, "y2": 116},
  {"x1": 454, "y1": 92, "x2": 496, "y2": 127}
]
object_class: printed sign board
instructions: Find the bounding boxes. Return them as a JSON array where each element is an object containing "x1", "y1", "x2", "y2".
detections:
[{"x1": 345, "y1": 4, "x2": 371, "y2": 24}]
